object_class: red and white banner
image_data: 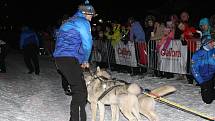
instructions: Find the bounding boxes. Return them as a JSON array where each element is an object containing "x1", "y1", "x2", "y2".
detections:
[
  {"x1": 114, "y1": 41, "x2": 138, "y2": 67},
  {"x1": 158, "y1": 40, "x2": 187, "y2": 74}
]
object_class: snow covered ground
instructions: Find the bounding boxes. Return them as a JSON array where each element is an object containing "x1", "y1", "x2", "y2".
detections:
[{"x1": 0, "y1": 51, "x2": 215, "y2": 121}]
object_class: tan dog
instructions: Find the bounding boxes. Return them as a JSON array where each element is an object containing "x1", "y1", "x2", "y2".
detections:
[
  {"x1": 84, "y1": 67, "x2": 142, "y2": 121},
  {"x1": 138, "y1": 85, "x2": 176, "y2": 121},
  {"x1": 85, "y1": 67, "x2": 176, "y2": 121}
]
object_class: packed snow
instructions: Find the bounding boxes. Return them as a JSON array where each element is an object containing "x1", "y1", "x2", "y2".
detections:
[{"x1": 0, "y1": 51, "x2": 215, "y2": 121}]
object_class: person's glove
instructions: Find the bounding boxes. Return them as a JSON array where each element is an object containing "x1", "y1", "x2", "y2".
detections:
[{"x1": 81, "y1": 62, "x2": 89, "y2": 69}]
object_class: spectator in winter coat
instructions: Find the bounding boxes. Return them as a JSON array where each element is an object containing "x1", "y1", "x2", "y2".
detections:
[
  {"x1": 128, "y1": 17, "x2": 147, "y2": 73},
  {"x1": 53, "y1": 0, "x2": 95, "y2": 121},
  {"x1": 199, "y1": 18, "x2": 212, "y2": 41},
  {"x1": 178, "y1": 22, "x2": 200, "y2": 84},
  {"x1": 150, "y1": 20, "x2": 165, "y2": 77},
  {"x1": 144, "y1": 15, "x2": 155, "y2": 43},
  {"x1": 178, "y1": 22, "x2": 200, "y2": 52},
  {"x1": 111, "y1": 23, "x2": 121, "y2": 47},
  {"x1": 156, "y1": 27, "x2": 175, "y2": 79},
  {"x1": 191, "y1": 37, "x2": 215, "y2": 104},
  {"x1": 128, "y1": 17, "x2": 146, "y2": 42},
  {"x1": 20, "y1": 26, "x2": 40, "y2": 75},
  {"x1": 150, "y1": 21, "x2": 165, "y2": 41}
]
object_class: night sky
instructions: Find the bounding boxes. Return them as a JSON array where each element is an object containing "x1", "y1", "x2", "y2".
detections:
[{"x1": 2, "y1": 0, "x2": 215, "y2": 28}]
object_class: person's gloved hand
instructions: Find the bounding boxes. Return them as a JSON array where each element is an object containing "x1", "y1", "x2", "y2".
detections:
[
  {"x1": 81, "y1": 62, "x2": 89, "y2": 69},
  {"x1": 65, "y1": 85, "x2": 72, "y2": 96}
]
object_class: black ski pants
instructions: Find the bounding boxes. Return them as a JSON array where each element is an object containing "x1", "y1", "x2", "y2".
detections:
[
  {"x1": 23, "y1": 44, "x2": 40, "y2": 74},
  {"x1": 200, "y1": 77, "x2": 215, "y2": 104},
  {"x1": 55, "y1": 57, "x2": 87, "y2": 121}
]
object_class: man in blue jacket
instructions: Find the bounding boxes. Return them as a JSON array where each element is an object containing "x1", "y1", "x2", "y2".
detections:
[
  {"x1": 20, "y1": 26, "x2": 40, "y2": 75},
  {"x1": 53, "y1": 1, "x2": 95, "y2": 121},
  {"x1": 191, "y1": 37, "x2": 215, "y2": 104}
]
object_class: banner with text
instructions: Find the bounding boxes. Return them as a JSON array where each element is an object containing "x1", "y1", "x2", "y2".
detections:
[
  {"x1": 158, "y1": 40, "x2": 187, "y2": 74},
  {"x1": 114, "y1": 41, "x2": 138, "y2": 67}
]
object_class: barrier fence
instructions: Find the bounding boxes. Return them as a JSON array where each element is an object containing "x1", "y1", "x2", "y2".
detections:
[{"x1": 91, "y1": 38, "x2": 202, "y2": 75}]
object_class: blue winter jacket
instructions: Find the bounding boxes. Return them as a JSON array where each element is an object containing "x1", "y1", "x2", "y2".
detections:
[
  {"x1": 191, "y1": 48, "x2": 215, "y2": 84},
  {"x1": 20, "y1": 29, "x2": 39, "y2": 49},
  {"x1": 53, "y1": 10, "x2": 93, "y2": 64},
  {"x1": 130, "y1": 21, "x2": 146, "y2": 42}
]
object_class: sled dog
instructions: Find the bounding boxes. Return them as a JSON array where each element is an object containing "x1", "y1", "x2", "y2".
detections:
[
  {"x1": 84, "y1": 67, "x2": 142, "y2": 121},
  {"x1": 84, "y1": 67, "x2": 176, "y2": 121}
]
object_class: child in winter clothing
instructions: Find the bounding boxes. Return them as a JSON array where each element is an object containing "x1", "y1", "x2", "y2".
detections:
[{"x1": 191, "y1": 37, "x2": 215, "y2": 104}]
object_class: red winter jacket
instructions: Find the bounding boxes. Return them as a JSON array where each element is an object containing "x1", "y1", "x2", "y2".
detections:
[{"x1": 182, "y1": 26, "x2": 198, "y2": 52}]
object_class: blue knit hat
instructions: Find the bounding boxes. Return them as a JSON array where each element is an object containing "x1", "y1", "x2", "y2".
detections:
[{"x1": 199, "y1": 18, "x2": 210, "y2": 27}]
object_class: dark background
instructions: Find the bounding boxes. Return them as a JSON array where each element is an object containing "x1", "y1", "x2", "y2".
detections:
[
  {"x1": 1, "y1": 0, "x2": 215, "y2": 49},
  {"x1": 2, "y1": 0, "x2": 215, "y2": 27}
]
